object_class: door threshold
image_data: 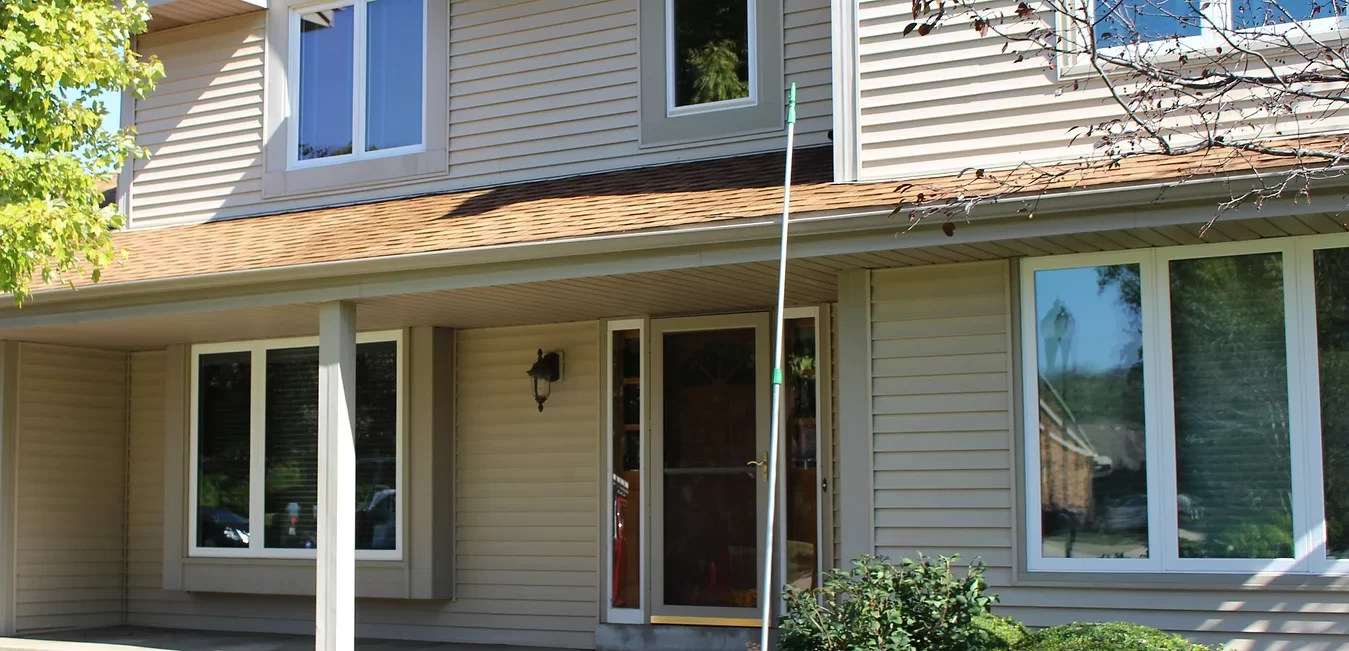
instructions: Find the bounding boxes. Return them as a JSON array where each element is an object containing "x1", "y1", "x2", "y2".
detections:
[{"x1": 648, "y1": 616, "x2": 762, "y2": 627}]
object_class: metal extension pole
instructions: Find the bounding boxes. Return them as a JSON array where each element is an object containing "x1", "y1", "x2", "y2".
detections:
[{"x1": 759, "y1": 82, "x2": 797, "y2": 651}]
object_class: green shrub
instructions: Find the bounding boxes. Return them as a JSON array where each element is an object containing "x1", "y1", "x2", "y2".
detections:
[
  {"x1": 975, "y1": 614, "x2": 1028, "y2": 649},
  {"x1": 778, "y1": 554, "x2": 995, "y2": 651},
  {"x1": 1014, "y1": 622, "x2": 1213, "y2": 651}
]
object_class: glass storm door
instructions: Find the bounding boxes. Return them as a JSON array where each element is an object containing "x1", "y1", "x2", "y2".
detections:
[{"x1": 651, "y1": 314, "x2": 770, "y2": 623}]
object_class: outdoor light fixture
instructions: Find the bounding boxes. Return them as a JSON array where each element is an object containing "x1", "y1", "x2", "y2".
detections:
[{"x1": 527, "y1": 349, "x2": 563, "y2": 412}]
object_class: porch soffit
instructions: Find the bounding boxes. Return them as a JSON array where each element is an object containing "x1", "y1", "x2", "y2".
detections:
[
  {"x1": 2, "y1": 211, "x2": 1346, "y2": 351},
  {"x1": 146, "y1": 0, "x2": 266, "y2": 32}
]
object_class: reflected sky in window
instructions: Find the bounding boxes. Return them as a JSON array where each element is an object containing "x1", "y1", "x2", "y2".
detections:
[
  {"x1": 298, "y1": 7, "x2": 355, "y2": 160},
  {"x1": 366, "y1": 0, "x2": 423, "y2": 151},
  {"x1": 1095, "y1": 0, "x2": 1203, "y2": 45},
  {"x1": 1233, "y1": 0, "x2": 1344, "y2": 27}
]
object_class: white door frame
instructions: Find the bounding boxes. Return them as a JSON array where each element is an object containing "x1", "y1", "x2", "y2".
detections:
[{"x1": 649, "y1": 313, "x2": 771, "y2": 625}]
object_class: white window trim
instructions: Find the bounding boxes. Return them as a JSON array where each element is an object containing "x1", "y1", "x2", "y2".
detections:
[
  {"x1": 663, "y1": 0, "x2": 758, "y2": 117},
  {"x1": 1020, "y1": 234, "x2": 1349, "y2": 576},
  {"x1": 285, "y1": 0, "x2": 428, "y2": 171},
  {"x1": 1059, "y1": 0, "x2": 1349, "y2": 77},
  {"x1": 188, "y1": 330, "x2": 405, "y2": 562},
  {"x1": 605, "y1": 318, "x2": 648, "y2": 625}
]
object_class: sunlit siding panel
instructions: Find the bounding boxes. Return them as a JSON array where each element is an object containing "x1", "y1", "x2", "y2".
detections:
[
  {"x1": 853, "y1": 0, "x2": 1349, "y2": 182},
  {"x1": 132, "y1": 13, "x2": 266, "y2": 226}
]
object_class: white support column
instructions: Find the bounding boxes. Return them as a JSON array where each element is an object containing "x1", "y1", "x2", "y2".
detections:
[{"x1": 317, "y1": 302, "x2": 357, "y2": 651}]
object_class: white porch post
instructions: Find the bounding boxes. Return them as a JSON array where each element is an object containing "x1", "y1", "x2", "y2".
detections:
[{"x1": 317, "y1": 301, "x2": 357, "y2": 651}]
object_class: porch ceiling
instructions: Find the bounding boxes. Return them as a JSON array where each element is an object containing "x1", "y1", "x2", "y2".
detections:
[
  {"x1": 146, "y1": 0, "x2": 266, "y2": 32},
  {"x1": 1, "y1": 212, "x2": 1343, "y2": 351}
]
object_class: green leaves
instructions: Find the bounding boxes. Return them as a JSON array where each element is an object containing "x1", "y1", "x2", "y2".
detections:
[
  {"x1": 778, "y1": 554, "x2": 997, "y2": 651},
  {"x1": 0, "y1": 0, "x2": 163, "y2": 305}
]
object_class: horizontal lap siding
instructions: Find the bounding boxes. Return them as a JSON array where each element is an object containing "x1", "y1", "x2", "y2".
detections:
[
  {"x1": 854, "y1": 0, "x2": 1349, "y2": 182},
  {"x1": 133, "y1": 14, "x2": 266, "y2": 225},
  {"x1": 451, "y1": 322, "x2": 600, "y2": 648},
  {"x1": 868, "y1": 260, "x2": 1349, "y2": 651},
  {"x1": 14, "y1": 344, "x2": 128, "y2": 632},
  {"x1": 869, "y1": 262, "x2": 1015, "y2": 582},
  {"x1": 124, "y1": 322, "x2": 600, "y2": 649},
  {"x1": 130, "y1": 0, "x2": 831, "y2": 228},
  {"x1": 126, "y1": 352, "x2": 166, "y2": 628},
  {"x1": 446, "y1": 0, "x2": 832, "y2": 185}
]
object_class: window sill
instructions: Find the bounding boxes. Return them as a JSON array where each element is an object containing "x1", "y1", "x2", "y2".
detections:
[
  {"x1": 262, "y1": 146, "x2": 448, "y2": 200},
  {"x1": 1015, "y1": 569, "x2": 1349, "y2": 592},
  {"x1": 180, "y1": 556, "x2": 414, "y2": 599},
  {"x1": 1057, "y1": 18, "x2": 1349, "y2": 81}
]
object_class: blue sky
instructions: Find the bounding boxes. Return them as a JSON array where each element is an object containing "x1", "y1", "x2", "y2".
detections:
[
  {"x1": 96, "y1": 89, "x2": 121, "y2": 133},
  {"x1": 1034, "y1": 266, "x2": 1141, "y2": 373}
]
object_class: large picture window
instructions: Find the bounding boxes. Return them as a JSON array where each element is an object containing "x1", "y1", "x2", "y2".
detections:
[
  {"x1": 190, "y1": 332, "x2": 402, "y2": 560},
  {"x1": 1021, "y1": 237, "x2": 1349, "y2": 575},
  {"x1": 289, "y1": 0, "x2": 425, "y2": 167}
]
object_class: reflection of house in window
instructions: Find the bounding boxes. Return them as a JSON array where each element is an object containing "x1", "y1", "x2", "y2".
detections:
[
  {"x1": 1039, "y1": 375, "x2": 1148, "y2": 553},
  {"x1": 1039, "y1": 376, "x2": 1102, "y2": 522}
]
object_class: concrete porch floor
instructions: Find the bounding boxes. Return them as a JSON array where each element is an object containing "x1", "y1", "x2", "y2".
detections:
[{"x1": 0, "y1": 628, "x2": 569, "y2": 651}]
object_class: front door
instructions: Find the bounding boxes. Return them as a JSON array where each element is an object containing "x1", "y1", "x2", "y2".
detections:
[{"x1": 651, "y1": 314, "x2": 770, "y2": 624}]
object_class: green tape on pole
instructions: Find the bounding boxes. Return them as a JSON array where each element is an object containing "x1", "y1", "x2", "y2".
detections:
[
  {"x1": 786, "y1": 83, "x2": 797, "y2": 125},
  {"x1": 772, "y1": 368, "x2": 783, "y2": 385}
]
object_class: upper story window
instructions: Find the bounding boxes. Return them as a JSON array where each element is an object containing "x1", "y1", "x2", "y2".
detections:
[
  {"x1": 264, "y1": 0, "x2": 446, "y2": 197},
  {"x1": 638, "y1": 0, "x2": 781, "y2": 147},
  {"x1": 1093, "y1": 0, "x2": 1346, "y2": 47},
  {"x1": 667, "y1": 0, "x2": 755, "y2": 115},
  {"x1": 290, "y1": 0, "x2": 424, "y2": 168},
  {"x1": 1020, "y1": 237, "x2": 1349, "y2": 576}
]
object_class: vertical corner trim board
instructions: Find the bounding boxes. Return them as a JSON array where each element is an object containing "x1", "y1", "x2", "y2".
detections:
[{"x1": 836, "y1": 268, "x2": 874, "y2": 563}]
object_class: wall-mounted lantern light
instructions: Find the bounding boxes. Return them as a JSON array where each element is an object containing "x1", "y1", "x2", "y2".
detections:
[{"x1": 527, "y1": 349, "x2": 563, "y2": 412}]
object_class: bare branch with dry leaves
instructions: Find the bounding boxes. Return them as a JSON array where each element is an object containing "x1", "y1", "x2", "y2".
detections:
[{"x1": 896, "y1": 0, "x2": 1349, "y2": 236}]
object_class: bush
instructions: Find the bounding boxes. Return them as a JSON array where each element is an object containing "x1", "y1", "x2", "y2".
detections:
[
  {"x1": 778, "y1": 554, "x2": 996, "y2": 651},
  {"x1": 1015, "y1": 622, "x2": 1213, "y2": 651},
  {"x1": 975, "y1": 614, "x2": 1028, "y2": 649}
]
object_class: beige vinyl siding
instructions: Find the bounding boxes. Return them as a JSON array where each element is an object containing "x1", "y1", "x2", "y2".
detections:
[
  {"x1": 13, "y1": 344, "x2": 129, "y2": 632},
  {"x1": 868, "y1": 260, "x2": 1349, "y2": 651},
  {"x1": 128, "y1": 0, "x2": 831, "y2": 229},
  {"x1": 853, "y1": 0, "x2": 1349, "y2": 182},
  {"x1": 124, "y1": 322, "x2": 600, "y2": 649},
  {"x1": 126, "y1": 351, "x2": 166, "y2": 628},
  {"x1": 132, "y1": 13, "x2": 266, "y2": 225}
]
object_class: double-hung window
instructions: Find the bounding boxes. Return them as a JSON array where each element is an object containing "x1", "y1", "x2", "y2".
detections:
[
  {"x1": 191, "y1": 332, "x2": 403, "y2": 560},
  {"x1": 1021, "y1": 236, "x2": 1349, "y2": 576},
  {"x1": 288, "y1": 0, "x2": 425, "y2": 167}
]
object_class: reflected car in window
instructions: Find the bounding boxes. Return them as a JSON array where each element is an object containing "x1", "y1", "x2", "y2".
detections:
[{"x1": 198, "y1": 506, "x2": 250, "y2": 548}]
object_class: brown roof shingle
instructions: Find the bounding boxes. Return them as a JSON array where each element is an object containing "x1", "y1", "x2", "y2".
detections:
[{"x1": 91, "y1": 138, "x2": 1346, "y2": 288}]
